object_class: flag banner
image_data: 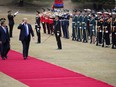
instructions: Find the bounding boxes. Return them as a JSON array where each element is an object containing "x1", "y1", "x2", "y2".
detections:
[{"x1": 54, "y1": 0, "x2": 64, "y2": 8}]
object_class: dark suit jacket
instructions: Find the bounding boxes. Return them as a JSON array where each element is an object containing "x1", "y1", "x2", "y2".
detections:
[
  {"x1": 0, "y1": 26, "x2": 10, "y2": 43},
  {"x1": 18, "y1": 23, "x2": 34, "y2": 41},
  {"x1": 54, "y1": 20, "x2": 61, "y2": 36}
]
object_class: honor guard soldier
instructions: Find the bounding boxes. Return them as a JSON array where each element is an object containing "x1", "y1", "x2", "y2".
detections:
[
  {"x1": 82, "y1": 10, "x2": 88, "y2": 43},
  {"x1": 63, "y1": 10, "x2": 70, "y2": 39},
  {"x1": 72, "y1": 9, "x2": 77, "y2": 41},
  {"x1": 77, "y1": 10, "x2": 83, "y2": 42},
  {"x1": 48, "y1": 15, "x2": 54, "y2": 35},
  {"x1": 35, "y1": 11, "x2": 41, "y2": 43},
  {"x1": 102, "y1": 12, "x2": 111, "y2": 47},
  {"x1": 61, "y1": 13, "x2": 66, "y2": 38},
  {"x1": 112, "y1": 15, "x2": 116, "y2": 49},
  {"x1": 89, "y1": 13, "x2": 96, "y2": 44},
  {"x1": 7, "y1": 10, "x2": 17, "y2": 38},
  {"x1": 40, "y1": 9, "x2": 46, "y2": 33},
  {"x1": 60, "y1": 10, "x2": 66, "y2": 38},
  {"x1": 45, "y1": 14, "x2": 50, "y2": 34},
  {"x1": 54, "y1": 16, "x2": 62, "y2": 50},
  {"x1": 96, "y1": 12, "x2": 103, "y2": 46}
]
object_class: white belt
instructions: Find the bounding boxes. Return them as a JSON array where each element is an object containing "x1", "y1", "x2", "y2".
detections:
[
  {"x1": 90, "y1": 24, "x2": 93, "y2": 26},
  {"x1": 72, "y1": 22, "x2": 75, "y2": 23}
]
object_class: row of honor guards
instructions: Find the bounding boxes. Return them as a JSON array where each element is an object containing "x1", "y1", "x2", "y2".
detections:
[
  {"x1": 39, "y1": 8, "x2": 116, "y2": 49},
  {"x1": 71, "y1": 9, "x2": 116, "y2": 49}
]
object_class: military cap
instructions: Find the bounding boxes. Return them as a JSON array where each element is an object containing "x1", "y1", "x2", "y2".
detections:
[
  {"x1": 78, "y1": 9, "x2": 82, "y2": 13},
  {"x1": 8, "y1": 10, "x2": 12, "y2": 13},
  {"x1": 91, "y1": 13, "x2": 95, "y2": 17},
  {"x1": 86, "y1": 9, "x2": 91, "y2": 12},
  {"x1": 97, "y1": 12, "x2": 102, "y2": 14},
  {"x1": 42, "y1": 8, "x2": 45, "y2": 12},
  {"x1": 73, "y1": 9, "x2": 77, "y2": 12},
  {"x1": 47, "y1": 8, "x2": 51, "y2": 11},
  {"x1": 36, "y1": 10, "x2": 40, "y2": 14},
  {"x1": 104, "y1": 12, "x2": 109, "y2": 15}
]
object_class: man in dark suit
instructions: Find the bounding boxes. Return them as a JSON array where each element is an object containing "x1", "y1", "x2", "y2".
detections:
[
  {"x1": 18, "y1": 18, "x2": 34, "y2": 60},
  {"x1": 7, "y1": 10, "x2": 16, "y2": 38},
  {"x1": 0, "y1": 20, "x2": 10, "y2": 60},
  {"x1": 54, "y1": 16, "x2": 62, "y2": 49}
]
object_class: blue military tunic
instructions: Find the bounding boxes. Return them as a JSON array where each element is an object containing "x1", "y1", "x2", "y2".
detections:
[
  {"x1": 77, "y1": 15, "x2": 82, "y2": 41},
  {"x1": 72, "y1": 14, "x2": 77, "y2": 40}
]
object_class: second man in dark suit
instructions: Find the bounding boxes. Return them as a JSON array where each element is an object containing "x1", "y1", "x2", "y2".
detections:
[{"x1": 0, "y1": 20, "x2": 10, "y2": 60}]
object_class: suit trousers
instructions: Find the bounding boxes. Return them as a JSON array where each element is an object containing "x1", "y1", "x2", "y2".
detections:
[
  {"x1": 0, "y1": 44, "x2": 1, "y2": 56},
  {"x1": 1, "y1": 41, "x2": 10, "y2": 58},
  {"x1": 21, "y1": 36, "x2": 30, "y2": 58}
]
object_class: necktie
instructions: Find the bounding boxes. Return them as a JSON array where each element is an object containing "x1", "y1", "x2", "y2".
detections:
[
  {"x1": 2, "y1": 27, "x2": 7, "y2": 33},
  {"x1": 24, "y1": 24, "x2": 29, "y2": 36}
]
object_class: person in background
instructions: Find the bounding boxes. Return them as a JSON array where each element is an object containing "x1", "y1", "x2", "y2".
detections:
[
  {"x1": 7, "y1": 10, "x2": 17, "y2": 38},
  {"x1": 89, "y1": 14, "x2": 96, "y2": 44},
  {"x1": 40, "y1": 9, "x2": 46, "y2": 34},
  {"x1": 54, "y1": 16, "x2": 62, "y2": 50},
  {"x1": 35, "y1": 11, "x2": 41, "y2": 43}
]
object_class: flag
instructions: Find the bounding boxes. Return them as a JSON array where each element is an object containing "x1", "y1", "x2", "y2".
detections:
[{"x1": 54, "y1": 0, "x2": 64, "y2": 8}]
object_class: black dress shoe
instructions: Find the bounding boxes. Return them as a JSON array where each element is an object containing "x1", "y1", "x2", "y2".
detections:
[
  {"x1": 2, "y1": 57, "x2": 5, "y2": 60},
  {"x1": 24, "y1": 57, "x2": 27, "y2": 60},
  {"x1": 5, "y1": 56, "x2": 8, "y2": 59},
  {"x1": 57, "y1": 48, "x2": 62, "y2": 50}
]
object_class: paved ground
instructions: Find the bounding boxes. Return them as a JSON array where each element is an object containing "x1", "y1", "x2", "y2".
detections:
[{"x1": 0, "y1": 10, "x2": 116, "y2": 87}]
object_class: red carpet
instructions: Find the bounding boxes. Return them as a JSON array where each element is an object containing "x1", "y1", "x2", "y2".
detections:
[{"x1": 0, "y1": 50, "x2": 114, "y2": 87}]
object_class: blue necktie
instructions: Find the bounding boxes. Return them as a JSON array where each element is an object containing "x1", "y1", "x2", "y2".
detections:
[
  {"x1": 24, "y1": 24, "x2": 29, "y2": 36},
  {"x1": 2, "y1": 27, "x2": 7, "y2": 33}
]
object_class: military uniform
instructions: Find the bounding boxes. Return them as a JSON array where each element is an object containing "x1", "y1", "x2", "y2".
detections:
[
  {"x1": 72, "y1": 13, "x2": 77, "y2": 40},
  {"x1": 63, "y1": 13, "x2": 70, "y2": 39},
  {"x1": 7, "y1": 11, "x2": 16, "y2": 38},
  {"x1": 45, "y1": 16, "x2": 50, "y2": 34},
  {"x1": 112, "y1": 19, "x2": 116, "y2": 48},
  {"x1": 77, "y1": 14, "x2": 82, "y2": 41},
  {"x1": 82, "y1": 15, "x2": 88, "y2": 43},
  {"x1": 48, "y1": 17, "x2": 54, "y2": 35},
  {"x1": 102, "y1": 18, "x2": 111, "y2": 47},
  {"x1": 96, "y1": 18, "x2": 103, "y2": 46},
  {"x1": 35, "y1": 11, "x2": 41, "y2": 43},
  {"x1": 89, "y1": 15, "x2": 96, "y2": 44},
  {"x1": 40, "y1": 14, "x2": 46, "y2": 33},
  {"x1": 61, "y1": 15, "x2": 66, "y2": 38},
  {"x1": 54, "y1": 17, "x2": 62, "y2": 49}
]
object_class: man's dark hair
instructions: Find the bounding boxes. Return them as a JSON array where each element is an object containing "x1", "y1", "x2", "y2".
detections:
[{"x1": 0, "y1": 20, "x2": 5, "y2": 25}]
